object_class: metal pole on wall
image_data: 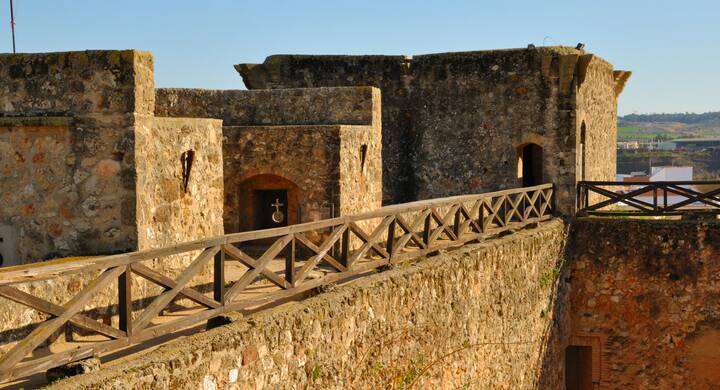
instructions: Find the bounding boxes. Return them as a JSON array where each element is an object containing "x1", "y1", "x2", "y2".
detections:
[{"x1": 10, "y1": 0, "x2": 16, "y2": 53}]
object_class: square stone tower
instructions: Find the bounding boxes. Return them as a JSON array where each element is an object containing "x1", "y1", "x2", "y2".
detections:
[{"x1": 0, "y1": 51, "x2": 224, "y2": 264}]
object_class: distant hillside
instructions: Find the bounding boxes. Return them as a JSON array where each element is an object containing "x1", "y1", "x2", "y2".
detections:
[
  {"x1": 618, "y1": 111, "x2": 720, "y2": 141},
  {"x1": 621, "y1": 112, "x2": 720, "y2": 125}
]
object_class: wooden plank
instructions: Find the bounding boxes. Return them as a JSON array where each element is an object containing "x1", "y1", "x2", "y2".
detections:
[
  {"x1": 579, "y1": 180, "x2": 720, "y2": 186},
  {"x1": 224, "y1": 235, "x2": 293, "y2": 302},
  {"x1": 118, "y1": 265, "x2": 132, "y2": 336},
  {"x1": 285, "y1": 237, "x2": 296, "y2": 287},
  {"x1": 0, "y1": 285, "x2": 125, "y2": 340},
  {"x1": 584, "y1": 184, "x2": 656, "y2": 211},
  {"x1": 133, "y1": 246, "x2": 220, "y2": 330},
  {"x1": 294, "y1": 225, "x2": 348, "y2": 284},
  {"x1": 0, "y1": 266, "x2": 125, "y2": 374},
  {"x1": 294, "y1": 233, "x2": 347, "y2": 273},
  {"x1": 222, "y1": 244, "x2": 289, "y2": 289},
  {"x1": 393, "y1": 210, "x2": 430, "y2": 252},
  {"x1": 340, "y1": 228, "x2": 350, "y2": 267},
  {"x1": 422, "y1": 211, "x2": 431, "y2": 247},
  {"x1": 524, "y1": 190, "x2": 541, "y2": 219},
  {"x1": 214, "y1": 250, "x2": 225, "y2": 305},
  {"x1": 0, "y1": 237, "x2": 226, "y2": 286},
  {"x1": 386, "y1": 219, "x2": 397, "y2": 260},
  {"x1": 427, "y1": 205, "x2": 460, "y2": 244},
  {"x1": 348, "y1": 220, "x2": 391, "y2": 260},
  {"x1": 224, "y1": 219, "x2": 342, "y2": 244},
  {"x1": 348, "y1": 217, "x2": 393, "y2": 265},
  {"x1": 131, "y1": 263, "x2": 221, "y2": 309},
  {"x1": 663, "y1": 185, "x2": 720, "y2": 210},
  {"x1": 430, "y1": 206, "x2": 459, "y2": 241}
]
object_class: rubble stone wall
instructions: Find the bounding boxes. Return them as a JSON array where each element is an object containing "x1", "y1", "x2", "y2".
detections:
[
  {"x1": 235, "y1": 47, "x2": 625, "y2": 214},
  {"x1": 338, "y1": 125, "x2": 382, "y2": 217},
  {"x1": 236, "y1": 55, "x2": 412, "y2": 205},
  {"x1": 154, "y1": 86, "x2": 378, "y2": 127},
  {"x1": 0, "y1": 50, "x2": 154, "y2": 262},
  {"x1": 566, "y1": 219, "x2": 720, "y2": 389},
  {"x1": 51, "y1": 219, "x2": 567, "y2": 390},
  {"x1": 223, "y1": 124, "x2": 380, "y2": 233},
  {"x1": 410, "y1": 50, "x2": 571, "y2": 204},
  {"x1": 135, "y1": 116, "x2": 224, "y2": 250},
  {"x1": 575, "y1": 56, "x2": 618, "y2": 208}
]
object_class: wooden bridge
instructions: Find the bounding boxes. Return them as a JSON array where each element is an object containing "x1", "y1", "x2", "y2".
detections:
[{"x1": 0, "y1": 184, "x2": 554, "y2": 383}]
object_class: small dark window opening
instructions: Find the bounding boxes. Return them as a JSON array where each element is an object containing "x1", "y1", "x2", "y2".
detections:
[
  {"x1": 565, "y1": 345, "x2": 593, "y2": 390},
  {"x1": 360, "y1": 144, "x2": 368, "y2": 174},
  {"x1": 580, "y1": 122, "x2": 587, "y2": 181},
  {"x1": 180, "y1": 150, "x2": 195, "y2": 193}
]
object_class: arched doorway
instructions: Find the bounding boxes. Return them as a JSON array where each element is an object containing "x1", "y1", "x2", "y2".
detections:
[
  {"x1": 517, "y1": 143, "x2": 543, "y2": 186},
  {"x1": 237, "y1": 174, "x2": 300, "y2": 231}
]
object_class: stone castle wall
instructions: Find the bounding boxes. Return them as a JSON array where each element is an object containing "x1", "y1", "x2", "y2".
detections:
[
  {"x1": 51, "y1": 219, "x2": 567, "y2": 390},
  {"x1": 223, "y1": 124, "x2": 342, "y2": 232},
  {"x1": 0, "y1": 50, "x2": 154, "y2": 263},
  {"x1": 339, "y1": 125, "x2": 383, "y2": 217},
  {"x1": 236, "y1": 47, "x2": 626, "y2": 215},
  {"x1": 575, "y1": 56, "x2": 618, "y2": 209},
  {"x1": 155, "y1": 87, "x2": 378, "y2": 127},
  {"x1": 409, "y1": 50, "x2": 572, "y2": 203},
  {"x1": 237, "y1": 55, "x2": 413, "y2": 205},
  {"x1": 154, "y1": 86, "x2": 382, "y2": 232},
  {"x1": 565, "y1": 219, "x2": 720, "y2": 389},
  {"x1": 135, "y1": 117, "x2": 224, "y2": 249}
]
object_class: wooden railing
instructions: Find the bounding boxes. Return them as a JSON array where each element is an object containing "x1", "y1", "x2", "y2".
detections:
[
  {"x1": 577, "y1": 181, "x2": 720, "y2": 216},
  {"x1": 0, "y1": 184, "x2": 553, "y2": 382}
]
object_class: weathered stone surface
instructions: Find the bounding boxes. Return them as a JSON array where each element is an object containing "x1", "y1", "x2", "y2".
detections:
[
  {"x1": 223, "y1": 124, "x2": 381, "y2": 232},
  {"x1": 0, "y1": 50, "x2": 155, "y2": 263},
  {"x1": 236, "y1": 47, "x2": 628, "y2": 213},
  {"x1": 0, "y1": 52, "x2": 225, "y2": 354},
  {"x1": 564, "y1": 219, "x2": 720, "y2": 389},
  {"x1": 155, "y1": 87, "x2": 377, "y2": 127},
  {"x1": 135, "y1": 116, "x2": 224, "y2": 249},
  {"x1": 49, "y1": 220, "x2": 567, "y2": 389},
  {"x1": 154, "y1": 86, "x2": 382, "y2": 233}
]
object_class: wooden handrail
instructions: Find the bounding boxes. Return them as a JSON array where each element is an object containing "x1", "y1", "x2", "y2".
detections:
[
  {"x1": 0, "y1": 184, "x2": 554, "y2": 382},
  {"x1": 577, "y1": 181, "x2": 720, "y2": 216}
]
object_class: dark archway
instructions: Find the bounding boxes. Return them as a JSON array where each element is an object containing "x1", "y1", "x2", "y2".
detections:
[
  {"x1": 517, "y1": 143, "x2": 543, "y2": 186},
  {"x1": 237, "y1": 174, "x2": 300, "y2": 232}
]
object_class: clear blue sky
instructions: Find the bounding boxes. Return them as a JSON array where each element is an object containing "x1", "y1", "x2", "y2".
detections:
[{"x1": 1, "y1": 1, "x2": 718, "y2": 116}]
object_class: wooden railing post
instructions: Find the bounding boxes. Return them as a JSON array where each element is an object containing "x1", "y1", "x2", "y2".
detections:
[
  {"x1": 118, "y1": 265, "x2": 132, "y2": 336},
  {"x1": 340, "y1": 228, "x2": 350, "y2": 268},
  {"x1": 386, "y1": 217, "x2": 397, "y2": 262},
  {"x1": 453, "y1": 207, "x2": 462, "y2": 238},
  {"x1": 653, "y1": 184, "x2": 658, "y2": 211},
  {"x1": 213, "y1": 249, "x2": 225, "y2": 305},
  {"x1": 576, "y1": 182, "x2": 583, "y2": 214},
  {"x1": 478, "y1": 199, "x2": 485, "y2": 233},
  {"x1": 422, "y1": 210, "x2": 432, "y2": 247},
  {"x1": 285, "y1": 236, "x2": 296, "y2": 286}
]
